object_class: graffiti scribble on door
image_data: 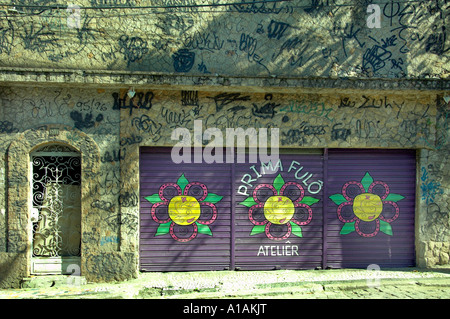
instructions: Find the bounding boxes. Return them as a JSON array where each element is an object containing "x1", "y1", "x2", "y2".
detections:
[
  {"x1": 144, "y1": 174, "x2": 223, "y2": 242},
  {"x1": 329, "y1": 172, "x2": 405, "y2": 237},
  {"x1": 239, "y1": 173, "x2": 320, "y2": 241}
]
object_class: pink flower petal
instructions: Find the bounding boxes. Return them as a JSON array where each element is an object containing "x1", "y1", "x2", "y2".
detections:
[
  {"x1": 252, "y1": 184, "x2": 276, "y2": 204},
  {"x1": 368, "y1": 181, "x2": 390, "y2": 200},
  {"x1": 342, "y1": 181, "x2": 365, "y2": 201},
  {"x1": 291, "y1": 203, "x2": 312, "y2": 226},
  {"x1": 337, "y1": 201, "x2": 357, "y2": 223},
  {"x1": 196, "y1": 202, "x2": 218, "y2": 225},
  {"x1": 170, "y1": 222, "x2": 198, "y2": 242},
  {"x1": 379, "y1": 201, "x2": 399, "y2": 222},
  {"x1": 248, "y1": 204, "x2": 267, "y2": 225},
  {"x1": 183, "y1": 182, "x2": 207, "y2": 201},
  {"x1": 158, "y1": 183, "x2": 181, "y2": 202},
  {"x1": 265, "y1": 222, "x2": 291, "y2": 241},
  {"x1": 355, "y1": 219, "x2": 380, "y2": 238},
  {"x1": 151, "y1": 202, "x2": 171, "y2": 224},
  {"x1": 280, "y1": 182, "x2": 305, "y2": 203}
]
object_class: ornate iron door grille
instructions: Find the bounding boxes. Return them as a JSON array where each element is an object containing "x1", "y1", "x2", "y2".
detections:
[{"x1": 31, "y1": 145, "x2": 81, "y2": 258}]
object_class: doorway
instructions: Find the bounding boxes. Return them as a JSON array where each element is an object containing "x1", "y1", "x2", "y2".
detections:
[{"x1": 30, "y1": 144, "x2": 81, "y2": 275}]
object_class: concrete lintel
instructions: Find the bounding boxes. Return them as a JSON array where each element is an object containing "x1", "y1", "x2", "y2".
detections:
[{"x1": 0, "y1": 67, "x2": 449, "y2": 95}]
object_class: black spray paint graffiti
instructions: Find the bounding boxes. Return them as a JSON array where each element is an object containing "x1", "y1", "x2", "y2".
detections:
[
  {"x1": 172, "y1": 49, "x2": 195, "y2": 72},
  {"x1": 331, "y1": 123, "x2": 351, "y2": 141},
  {"x1": 183, "y1": 31, "x2": 224, "y2": 52},
  {"x1": 181, "y1": 91, "x2": 199, "y2": 106},
  {"x1": 131, "y1": 114, "x2": 162, "y2": 141},
  {"x1": 267, "y1": 19, "x2": 290, "y2": 40},
  {"x1": 161, "y1": 106, "x2": 191, "y2": 128},
  {"x1": 0, "y1": 121, "x2": 19, "y2": 133},
  {"x1": 118, "y1": 35, "x2": 149, "y2": 67},
  {"x1": 112, "y1": 91, "x2": 153, "y2": 116},
  {"x1": 208, "y1": 92, "x2": 251, "y2": 112},
  {"x1": 362, "y1": 45, "x2": 392, "y2": 73},
  {"x1": 20, "y1": 24, "x2": 60, "y2": 53},
  {"x1": 230, "y1": 0, "x2": 290, "y2": 14},
  {"x1": 0, "y1": 19, "x2": 14, "y2": 55},
  {"x1": 70, "y1": 110, "x2": 103, "y2": 130},
  {"x1": 101, "y1": 149, "x2": 126, "y2": 163},
  {"x1": 118, "y1": 191, "x2": 138, "y2": 207},
  {"x1": 91, "y1": 199, "x2": 115, "y2": 212},
  {"x1": 271, "y1": 36, "x2": 313, "y2": 68},
  {"x1": 281, "y1": 122, "x2": 328, "y2": 145},
  {"x1": 239, "y1": 33, "x2": 269, "y2": 73},
  {"x1": 120, "y1": 134, "x2": 143, "y2": 147},
  {"x1": 425, "y1": 25, "x2": 448, "y2": 56},
  {"x1": 251, "y1": 94, "x2": 280, "y2": 119}
]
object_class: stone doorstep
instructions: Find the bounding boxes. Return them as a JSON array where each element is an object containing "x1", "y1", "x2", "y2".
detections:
[{"x1": 20, "y1": 275, "x2": 87, "y2": 289}]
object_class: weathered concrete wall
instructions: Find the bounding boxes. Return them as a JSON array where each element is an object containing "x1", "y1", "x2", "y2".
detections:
[
  {"x1": 417, "y1": 97, "x2": 450, "y2": 267},
  {"x1": 0, "y1": 0, "x2": 448, "y2": 78},
  {"x1": 0, "y1": 84, "x2": 448, "y2": 287}
]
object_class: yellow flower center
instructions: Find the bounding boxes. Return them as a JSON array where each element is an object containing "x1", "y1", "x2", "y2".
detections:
[
  {"x1": 168, "y1": 195, "x2": 201, "y2": 225},
  {"x1": 264, "y1": 196, "x2": 295, "y2": 225},
  {"x1": 353, "y1": 193, "x2": 383, "y2": 222}
]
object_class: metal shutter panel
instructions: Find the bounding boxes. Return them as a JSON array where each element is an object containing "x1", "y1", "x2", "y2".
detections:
[
  {"x1": 139, "y1": 148, "x2": 232, "y2": 271},
  {"x1": 234, "y1": 153, "x2": 324, "y2": 270},
  {"x1": 326, "y1": 149, "x2": 416, "y2": 268}
]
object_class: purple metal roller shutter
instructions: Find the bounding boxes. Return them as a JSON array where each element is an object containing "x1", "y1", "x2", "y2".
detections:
[
  {"x1": 139, "y1": 148, "x2": 232, "y2": 271},
  {"x1": 233, "y1": 153, "x2": 324, "y2": 270},
  {"x1": 325, "y1": 149, "x2": 416, "y2": 268},
  {"x1": 139, "y1": 147, "x2": 416, "y2": 272}
]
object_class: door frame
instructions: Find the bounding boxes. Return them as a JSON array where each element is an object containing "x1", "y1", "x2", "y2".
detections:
[{"x1": 29, "y1": 146, "x2": 82, "y2": 275}]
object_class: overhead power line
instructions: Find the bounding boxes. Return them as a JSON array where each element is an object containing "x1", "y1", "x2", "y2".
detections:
[{"x1": 0, "y1": 0, "x2": 444, "y2": 11}]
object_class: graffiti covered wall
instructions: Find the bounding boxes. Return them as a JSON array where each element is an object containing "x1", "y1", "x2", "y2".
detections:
[
  {"x1": 0, "y1": 0, "x2": 448, "y2": 78},
  {"x1": 0, "y1": 85, "x2": 448, "y2": 286},
  {"x1": 0, "y1": 0, "x2": 449, "y2": 287}
]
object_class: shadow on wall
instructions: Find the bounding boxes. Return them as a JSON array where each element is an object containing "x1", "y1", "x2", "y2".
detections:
[{"x1": 0, "y1": 253, "x2": 27, "y2": 288}]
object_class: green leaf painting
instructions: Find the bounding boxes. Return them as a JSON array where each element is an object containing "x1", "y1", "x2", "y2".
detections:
[
  {"x1": 300, "y1": 196, "x2": 320, "y2": 206},
  {"x1": 329, "y1": 193, "x2": 347, "y2": 206},
  {"x1": 145, "y1": 193, "x2": 163, "y2": 204},
  {"x1": 340, "y1": 222, "x2": 356, "y2": 235},
  {"x1": 290, "y1": 221, "x2": 303, "y2": 237},
  {"x1": 361, "y1": 172, "x2": 374, "y2": 192},
  {"x1": 239, "y1": 197, "x2": 258, "y2": 207},
  {"x1": 250, "y1": 225, "x2": 266, "y2": 235},
  {"x1": 196, "y1": 223, "x2": 212, "y2": 236},
  {"x1": 202, "y1": 193, "x2": 223, "y2": 204},
  {"x1": 273, "y1": 174, "x2": 285, "y2": 195},
  {"x1": 383, "y1": 193, "x2": 405, "y2": 202},
  {"x1": 177, "y1": 173, "x2": 189, "y2": 193},
  {"x1": 155, "y1": 222, "x2": 171, "y2": 236},
  {"x1": 379, "y1": 219, "x2": 393, "y2": 236}
]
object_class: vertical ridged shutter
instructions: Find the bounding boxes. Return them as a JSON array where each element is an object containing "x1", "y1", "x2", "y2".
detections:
[
  {"x1": 234, "y1": 153, "x2": 324, "y2": 270},
  {"x1": 139, "y1": 148, "x2": 416, "y2": 271},
  {"x1": 326, "y1": 149, "x2": 416, "y2": 268},
  {"x1": 139, "y1": 148, "x2": 232, "y2": 271}
]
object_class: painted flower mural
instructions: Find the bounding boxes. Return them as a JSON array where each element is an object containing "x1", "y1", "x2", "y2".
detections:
[
  {"x1": 144, "y1": 174, "x2": 223, "y2": 242},
  {"x1": 329, "y1": 172, "x2": 404, "y2": 237},
  {"x1": 239, "y1": 174, "x2": 319, "y2": 240}
]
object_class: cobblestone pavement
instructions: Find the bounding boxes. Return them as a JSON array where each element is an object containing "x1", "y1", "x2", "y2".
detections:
[{"x1": 1, "y1": 267, "x2": 450, "y2": 300}]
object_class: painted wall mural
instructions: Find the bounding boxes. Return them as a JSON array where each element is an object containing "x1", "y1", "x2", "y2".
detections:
[
  {"x1": 329, "y1": 172, "x2": 405, "y2": 238},
  {"x1": 144, "y1": 173, "x2": 223, "y2": 242},
  {"x1": 239, "y1": 173, "x2": 320, "y2": 241}
]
